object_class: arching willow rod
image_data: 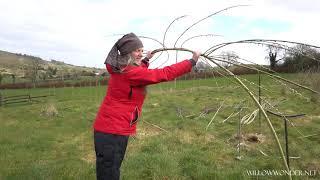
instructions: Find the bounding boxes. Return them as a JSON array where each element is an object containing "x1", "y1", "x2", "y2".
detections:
[
  {"x1": 138, "y1": 36, "x2": 169, "y2": 65},
  {"x1": 213, "y1": 40, "x2": 320, "y2": 64},
  {"x1": 153, "y1": 48, "x2": 319, "y2": 94},
  {"x1": 209, "y1": 56, "x2": 320, "y2": 94},
  {"x1": 205, "y1": 39, "x2": 320, "y2": 55},
  {"x1": 173, "y1": 5, "x2": 249, "y2": 48},
  {"x1": 151, "y1": 47, "x2": 292, "y2": 180},
  {"x1": 163, "y1": 15, "x2": 187, "y2": 48}
]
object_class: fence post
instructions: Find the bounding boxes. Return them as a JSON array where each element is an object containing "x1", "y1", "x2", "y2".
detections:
[
  {"x1": 258, "y1": 72, "x2": 262, "y2": 134},
  {"x1": 238, "y1": 107, "x2": 241, "y2": 158},
  {"x1": 284, "y1": 117, "x2": 290, "y2": 169},
  {"x1": 236, "y1": 105, "x2": 242, "y2": 160}
]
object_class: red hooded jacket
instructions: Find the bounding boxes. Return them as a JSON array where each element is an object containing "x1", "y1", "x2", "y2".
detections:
[{"x1": 93, "y1": 59, "x2": 193, "y2": 135}]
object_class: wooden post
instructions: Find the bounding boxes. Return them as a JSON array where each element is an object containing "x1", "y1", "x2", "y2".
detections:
[
  {"x1": 238, "y1": 107, "x2": 241, "y2": 158},
  {"x1": 236, "y1": 105, "x2": 242, "y2": 160},
  {"x1": 258, "y1": 72, "x2": 262, "y2": 133},
  {"x1": 284, "y1": 118, "x2": 290, "y2": 169}
]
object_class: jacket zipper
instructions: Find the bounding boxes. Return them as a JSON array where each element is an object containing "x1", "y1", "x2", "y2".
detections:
[{"x1": 130, "y1": 106, "x2": 139, "y2": 127}]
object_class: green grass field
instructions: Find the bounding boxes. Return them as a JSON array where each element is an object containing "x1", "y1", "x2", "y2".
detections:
[{"x1": 1, "y1": 74, "x2": 319, "y2": 179}]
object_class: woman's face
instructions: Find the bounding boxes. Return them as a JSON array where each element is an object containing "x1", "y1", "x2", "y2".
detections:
[{"x1": 130, "y1": 48, "x2": 144, "y2": 65}]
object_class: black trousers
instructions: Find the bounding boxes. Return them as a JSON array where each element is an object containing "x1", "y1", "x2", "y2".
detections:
[{"x1": 94, "y1": 131, "x2": 129, "y2": 180}]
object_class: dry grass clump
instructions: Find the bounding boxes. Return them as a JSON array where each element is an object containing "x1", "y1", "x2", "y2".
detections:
[
  {"x1": 245, "y1": 133, "x2": 266, "y2": 143},
  {"x1": 41, "y1": 103, "x2": 58, "y2": 117},
  {"x1": 230, "y1": 133, "x2": 265, "y2": 144}
]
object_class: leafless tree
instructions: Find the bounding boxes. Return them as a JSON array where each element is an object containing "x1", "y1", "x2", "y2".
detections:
[
  {"x1": 25, "y1": 58, "x2": 42, "y2": 87},
  {"x1": 266, "y1": 45, "x2": 285, "y2": 70},
  {"x1": 220, "y1": 51, "x2": 239, "y2": 68}
]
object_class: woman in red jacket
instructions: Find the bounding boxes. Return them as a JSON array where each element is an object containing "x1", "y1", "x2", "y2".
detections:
[{"x1": 93, "y1": 33, "x2": 200, "y2": 180}]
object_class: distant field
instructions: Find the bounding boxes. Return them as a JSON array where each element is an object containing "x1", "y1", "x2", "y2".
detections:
[{"x1": 0, "y1": 74, "x2": 319, "y2": 179}]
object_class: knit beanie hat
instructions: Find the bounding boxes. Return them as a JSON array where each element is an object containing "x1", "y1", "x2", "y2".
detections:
[{"x1": 104, "y1": 33, "x2": 143, "y2": 70}]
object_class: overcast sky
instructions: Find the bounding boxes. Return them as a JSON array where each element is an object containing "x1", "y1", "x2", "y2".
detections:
[{"x1": 0, "y1": 0, "x2": 319, "y2": 68}]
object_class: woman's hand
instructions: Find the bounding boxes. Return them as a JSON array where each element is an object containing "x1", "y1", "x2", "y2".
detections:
[
  {"x1": 192, "y1": 51, "x2": 201, "y2": 62},
  {"x1": 146, "y1": 51, "x2": 154, "y2": 60}
]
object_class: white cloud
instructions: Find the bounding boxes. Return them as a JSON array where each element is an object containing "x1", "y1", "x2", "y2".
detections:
[{"x1": 0, "y1": 0, "x2": 319, "y2": 68}]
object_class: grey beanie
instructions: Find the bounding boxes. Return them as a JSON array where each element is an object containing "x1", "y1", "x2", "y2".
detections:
[
  {"x1": 117, "y1": 33, "x2": 143, "y2": 55},
  {"x1": 104, "y1": 33, "x2": 143, "y2": 68}
]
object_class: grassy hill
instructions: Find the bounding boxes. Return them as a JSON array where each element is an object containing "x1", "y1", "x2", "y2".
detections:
[{"x1": 0, "y1": 50, "x2": 104, "y2": 83}]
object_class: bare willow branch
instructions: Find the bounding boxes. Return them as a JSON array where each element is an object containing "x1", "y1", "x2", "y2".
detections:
[
  {"x1": 138, "y1": 36, "x2": 169, "y2": 64},
  {"x1": 241, "y1": 108, "x2": 259, "y2": 125},
  {"x1": 222, "y1": 111, "x2": 240, "y2": 123},
  {"x1": 181, "y1": 34, "x2": 222, "y2": 47},
  {"x1": 152, "y1": 47, "x2": 194, "y2": 54},
  {"x1": 151, "y1": 47, "x2": 319, "y2": 95},
  {"x1": 205, "y1": 39, "x2": 320, "y2": 55},
  {"x1": 259, "y1": 149, "x2": 269, "y2": 156},
  {"x1": 163, "y1": 15, "x2": 188, "y2": 47},
  {"x1": 266, "y1": 110, "x2": 306, "y2": 118},
  {"x1": 298, "y1": 133, "x2": 320, "y2": 139},
  {"x1": 206, "y1": 100, "x2": 225, "y2": 130},
  {"x1": 143, "y1": 120, "x2": 169, "y2": 133},
  {"x1": 173, "y1": 5, "x2": 249, "y2": 47},
  {"x1": 209, "y1": 56, "x2": 320, "y2": 94}
]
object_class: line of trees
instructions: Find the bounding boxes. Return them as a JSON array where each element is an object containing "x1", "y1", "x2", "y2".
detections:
[
  {"x1": 195, "y1": 45, "x2": 319, "y2": 74},
  {"x1": 267, "y1": 45, "x2": 320, "y2": 72}
]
